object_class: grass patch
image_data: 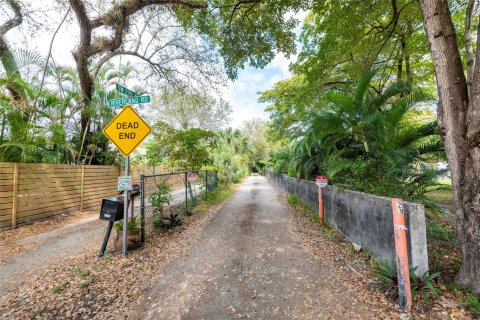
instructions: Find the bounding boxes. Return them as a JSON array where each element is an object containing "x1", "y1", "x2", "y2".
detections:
[
  {"x1": 74, "y1": 267, "x2": 90, "y2": 278},
  {"x1": 51, "y1": 284, "x2": 64, "y2": 294},
  {"x1": 467, "y1": 295, "x2": 480, "y2": 317},
  {"x1": 426, "y1": 219, "x2": 457, "y2": 244},
  {"x1": 74, "y1": 267, "x2": 96, "y2": 288},
  {"x1": 286, "y1": 193, "x2": 317, "y2": 220},
  {"x1": 286, "y1": 193, "x2": 339, "y2": 238},
  {"x1": 192, "y1": 185, "x2": 236, "y2": 214}
]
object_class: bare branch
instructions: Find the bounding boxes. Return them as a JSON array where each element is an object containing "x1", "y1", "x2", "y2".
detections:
[{"x1": 0, "y1": 0, "x2": 22, "y2": 36}]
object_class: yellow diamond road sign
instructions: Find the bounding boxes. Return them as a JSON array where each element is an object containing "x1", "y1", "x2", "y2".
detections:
[{"x1": 103, "y1": 105, "x2": 151, "y2": 157}]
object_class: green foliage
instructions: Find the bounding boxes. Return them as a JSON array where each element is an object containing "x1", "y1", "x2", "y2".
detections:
[
  {"x1": 147, "y1": 121, "x2": 216, "y2": 169},
  {"x1": 193, "y1": 184, "x2": 236, "y2": 214},
  {"x1": 373, "y1": 262, "x2": 400, "y2": 300},
  {"x1": 266, "y1": 71, "x2": 448, "y2": 214},
  {"x1": 411, "y1": 270, "x2": 442, "y2": 303},
  {"x1": 113, "y1": 215, "x2": 140, "y2": 231},
  {"x1": 0, "y1": 58, "x2": 125, "y2": 164},
  {"x1": 285, "y1": 193, "x2": 325, "y2": 226},
  {"x1": 152, "y1": 209, "x2": 183, "y2": 230},
  {"x1": 240, "y1": 119, "x2": 270, "y2": 172},
  {"x1": 150, "y1": 181, "x2": 177, "y2": 229},
  {"x1": 426, "y1": 220, "x2": 457, "y2": 244},
  {"x1": 268, "y1": 146, "x2": 294, "y2": 176},
  {"x1": 467, "y1": 295, "x2": 480, "y2": 317},
  {"x1": 149, "y1": 182, "x2": 173, "y2": 216},
  {"x1": 158, "y1": 85, "x2": 232, "y2": 130},
  {"x1": 294, "y1": 1, "x2": 433, "y2": 90},
  {"x1": 373, "y1": 261, "x2": 441, "y2": 303},
  {"x1": 322, "y1": 225, "x2": 337, "y2": 240},
  {"x1": 286, "y1": 193, "x2": 312, "y2": 216},
  {"x1": 211, "y1": 128, "x2": 252, "y2": 184},
  {"x1": 177, "y1": 0, "x2": 309, "y2": 79},
  {"x1": 51, "y1": 284, "x2": 64, "y2": 294}
]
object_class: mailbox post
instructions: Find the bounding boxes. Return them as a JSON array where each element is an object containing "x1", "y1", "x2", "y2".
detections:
[{"x1": 99, "y1": 197, "x2": 125, "y2": 256}]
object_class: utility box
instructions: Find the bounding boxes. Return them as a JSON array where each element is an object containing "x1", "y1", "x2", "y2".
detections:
[{"x1": 99, "y1": 197, "x2": 124, "y2": 222}]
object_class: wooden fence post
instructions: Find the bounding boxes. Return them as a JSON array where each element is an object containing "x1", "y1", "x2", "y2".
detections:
[
  {"x1": 12, "y1": 163, "x2": 18, "y2": 229},
  {"x1": 80, "y1": 165, "x2": 85, "y2": 211}
]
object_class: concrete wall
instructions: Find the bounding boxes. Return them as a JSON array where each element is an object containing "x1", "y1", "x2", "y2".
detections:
[{"x1": 266, "y1": 170, "x2": 429, "y2": 275}]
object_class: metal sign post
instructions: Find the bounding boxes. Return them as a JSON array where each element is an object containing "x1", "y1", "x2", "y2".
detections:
[
  {"x1": 123, "y1": 156, "x2": 129, "y2": 256},
  {"x1": 102, "y1": 84, "x2": 151, "y2": 256}
]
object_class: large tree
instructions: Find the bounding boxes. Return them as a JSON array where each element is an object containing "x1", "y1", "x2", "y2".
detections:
[
  {"x1": 68, "y1": 0, "x2": 307, "y2": 159},
  {"x1": 418, "y1": 0, "x2": 480, "y2": 292},
  {"x1": 155, "y1": 85, "x2": 232, "y2": 130}
]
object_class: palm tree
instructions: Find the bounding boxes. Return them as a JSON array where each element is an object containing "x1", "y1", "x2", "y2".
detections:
[
  {"x1": 213, "y1": 128, "x2": 253, "y2": 184},
  {"x1": 290, "y1": 71, "x2": 449, "y2": 215}
]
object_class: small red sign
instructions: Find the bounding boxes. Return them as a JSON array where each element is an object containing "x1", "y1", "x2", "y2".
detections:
[
  {"x1": 187, "y1": 172, "x2": 197, "y2": 182},
  {"x1": 315, "y1": 176, "x2": 328, "y2": 188}
]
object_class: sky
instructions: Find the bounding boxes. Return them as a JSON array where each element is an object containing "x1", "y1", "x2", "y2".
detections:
[
  {"x1": 3, "y1": 3, "x2": 307, "y2": 129},
  {"x1": 222, "y1": 53, "x2": 294, "y2": 128}
]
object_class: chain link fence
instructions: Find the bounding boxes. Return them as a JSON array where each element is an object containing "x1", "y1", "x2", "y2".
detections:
[{"x1": 139, "y1": 170, "x2": 218, "y2": 243}]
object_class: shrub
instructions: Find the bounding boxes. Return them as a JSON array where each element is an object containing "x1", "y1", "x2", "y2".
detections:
[
  {"x1": 152, "y1": 208, "x2": 183, "y2": 230},
  {"x1": 149, "y1": 182, "x2": 173, "y2": 216},
  {"x1": 373, "y1": 261, "x2": 441, "y2": 303},
  {"x1": 426, "y1": 219, "x2": 456, "y2": 244},
  {"x1": 411, "y1": 270, "x2": 441, "y2": 302},
  {"x1": 113, "y1": 215, "x2": 140, "y2": 231},
  {"x1": 373, "y1": 262, "x2": 400, "y2": 300}
]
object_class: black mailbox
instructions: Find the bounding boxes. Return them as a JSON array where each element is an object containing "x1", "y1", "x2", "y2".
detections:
[{"x1": 99, "y1": 197, "x2": 124, "y2": 222}]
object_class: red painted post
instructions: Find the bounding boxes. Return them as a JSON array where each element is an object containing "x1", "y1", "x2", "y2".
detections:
[{"x1": 392, "y1": 198, "x2": 412, "y2": 312}]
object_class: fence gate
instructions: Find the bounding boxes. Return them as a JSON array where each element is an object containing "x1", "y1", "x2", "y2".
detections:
[{"x1": 139, "y1": 170, "x2": 218, "y2": 243}]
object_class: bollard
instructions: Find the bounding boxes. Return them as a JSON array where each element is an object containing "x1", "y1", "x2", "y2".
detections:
[{"x1": 392, "y1": 198, "x2": 412, "y2": 312}]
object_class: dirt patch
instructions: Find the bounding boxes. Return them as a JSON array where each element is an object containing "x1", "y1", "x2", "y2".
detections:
[
  {"x1": 0, "y1": 210, "x2": 98, "y2": 263},
  {"x1": 287, "y1": 194, "x2": 474, "y2": 319},
  {"x1": 0, "y1": 200, "x2": 227, "y2": 319}
]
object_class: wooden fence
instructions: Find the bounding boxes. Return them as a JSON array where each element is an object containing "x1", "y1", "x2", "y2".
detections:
[{"x1": 0, "y1": 163, "x2": 169, "y2": 231}]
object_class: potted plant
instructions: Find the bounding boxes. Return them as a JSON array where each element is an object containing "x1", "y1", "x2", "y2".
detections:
[{"x1": 113, "y1": 215, "x2": 141, "y2": 251}]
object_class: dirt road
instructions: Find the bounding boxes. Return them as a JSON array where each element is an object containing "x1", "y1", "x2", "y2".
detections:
[{"x1": 138, "y1": 175, "x2": 379, "y2": 320}]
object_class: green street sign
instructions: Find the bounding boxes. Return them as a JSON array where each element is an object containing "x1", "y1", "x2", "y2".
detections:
[
  {"x1": 108, "y1": 96, "x2": 151, "y2": 108},
  {"x1": 116, "y1": 83, "x2": 138, "y2": 97}
]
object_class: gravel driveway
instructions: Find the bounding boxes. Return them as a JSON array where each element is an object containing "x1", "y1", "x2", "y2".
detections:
[{"x1": 138, "y1": 175, "x2": 379, "y2": 320}]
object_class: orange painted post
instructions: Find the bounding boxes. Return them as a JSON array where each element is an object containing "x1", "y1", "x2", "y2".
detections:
[
  {"x1": 315, "y1": 176, "x2": 328, "y2": 225},
  {"x1": 318, "y1": 186, "x2": 324, "y2": 225},
  {"x1": 392, "y1": 198, "x2": 412, "y2": 312}
]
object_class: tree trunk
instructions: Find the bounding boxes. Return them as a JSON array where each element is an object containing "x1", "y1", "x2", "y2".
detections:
[
  {"x1": 465, "y1": 0, "x2": 475, "y2": 98},
  {"x1": 0, "y1": 0, "x2": 30, "y2": 162},
  {"x1": 419, "y1": 0, "x2": 480, "y2": 293},
  {"x1": 69, "y1": 0, "x2": 95, "y2": 162}
]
